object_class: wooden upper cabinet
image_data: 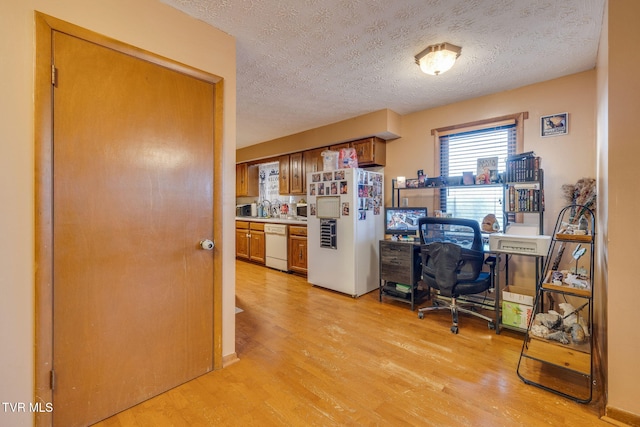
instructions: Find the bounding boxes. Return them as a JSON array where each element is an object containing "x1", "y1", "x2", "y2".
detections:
[
  {"x1": 327, "y1": 137, "x2": 386, "y2": 167},
  {"x1": 329, "y1": 142, "x2": 350, "y2": 152},
  {"x1": 303, "y1": 147, "x2": 326, "y2": 175},
  {"x1": 289, "y1": 152, "x2": 304, "y2": 194},
  {"x1": 236, "y1": 164, "x2": 247, "y2": 196},
  {"x1": 352, "y1": 137, "x2": 386, "y2": 166},
  {"x1": 278, "y1": 155, "x2": 290, "y2": 195},
  {"x1": 236, "y1": 163, "x2": 258, "y2": 197},
  {"x1": 235, "y1": 137, "x2": 385, "y2": 198}
]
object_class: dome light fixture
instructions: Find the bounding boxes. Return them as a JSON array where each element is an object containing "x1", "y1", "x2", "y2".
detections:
[{"x1": 415, "y1": 42, "x2": 462, "y2": 76}]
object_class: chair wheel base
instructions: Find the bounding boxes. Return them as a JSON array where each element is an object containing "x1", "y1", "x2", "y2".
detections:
[
  {"x1": 488, "y1": 321, "x2": 496, "y2": 330},
  {"x1": 450, "y1": 325, "x2": 459, "y2": 334},
  {"x1": 418, "y1": 312, "x2": 424, "y2": 319}
]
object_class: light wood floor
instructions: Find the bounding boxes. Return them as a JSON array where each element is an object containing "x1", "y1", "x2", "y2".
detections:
[{"x1": 95, "y1": 261, "x2": 609, "y2": 426}]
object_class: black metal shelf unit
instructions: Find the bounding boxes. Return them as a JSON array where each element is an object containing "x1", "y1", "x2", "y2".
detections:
[{"x1": 517, "y1": 204, "x2": 596, "y2": 403}]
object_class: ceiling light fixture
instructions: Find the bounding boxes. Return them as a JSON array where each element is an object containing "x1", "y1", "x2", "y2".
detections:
[{"x1": 415, "y1": 42, "x2": 462, "y2": 76}]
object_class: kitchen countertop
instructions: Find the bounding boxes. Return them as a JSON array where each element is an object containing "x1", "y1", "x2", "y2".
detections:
[{"x1": 235, "y1": 216, "x2": 308, "y2": 226}]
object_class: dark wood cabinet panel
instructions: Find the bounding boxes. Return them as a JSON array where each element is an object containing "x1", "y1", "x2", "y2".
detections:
[
  {"x1": 289, "y1": 152, "x2": 304, "y2": 194},
  {"x1": 279, "y1": 155, "x2": 290, "y2": 195}
]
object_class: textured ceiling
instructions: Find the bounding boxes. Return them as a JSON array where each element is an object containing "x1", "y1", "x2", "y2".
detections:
[{"x1": 161, "y1": 0, "x2": 605, "y2": 148}]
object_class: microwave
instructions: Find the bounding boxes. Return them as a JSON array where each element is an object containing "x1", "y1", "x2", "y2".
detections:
[
  {"x1": 236, "y1": 204, "x2": 251, "y2": 216},
  {"x1": 296, "y1": 203, "x2": 307, "y2": 218}
]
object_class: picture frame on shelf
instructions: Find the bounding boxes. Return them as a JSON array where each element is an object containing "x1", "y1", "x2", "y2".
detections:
[
  {"x1": 476, "y1": 157, "x2": 498, "y2": 184},
  {"x1": 541, "y1": 112, "x2": 568, "y2": 137},
  {"x1": 448, "y1": 176, "x2": 463, "y2": 186},
  {"x1": 406, "y1": 178, "x2": 420, "y2": 188},
  {"x1": 462, "y1": 171, "x2": 475, "y2": 185}
]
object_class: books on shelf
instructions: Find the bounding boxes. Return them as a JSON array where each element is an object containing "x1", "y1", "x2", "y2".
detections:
[
  {"x1": 395, "y1": 283, "x2": 412, "y2": 293},
  {"x1": 506, "y1": 152, "x2": 541, "y2": 182},
  {"x1": 507, "y1": 186, "x2": 544, "y2": 212}
]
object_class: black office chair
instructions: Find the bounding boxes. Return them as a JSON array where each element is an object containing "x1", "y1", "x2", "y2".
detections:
[{"x1": 417, "y1": 217, "x2": 496, "y2": 334}]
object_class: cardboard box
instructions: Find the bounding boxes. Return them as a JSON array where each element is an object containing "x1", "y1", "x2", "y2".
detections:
[
  {"x1": 502, "y1": 285, "x2": 535, "y2": 306},
  {"x1": 502, "y1": 301, "x2": 533, "y2": 329}
]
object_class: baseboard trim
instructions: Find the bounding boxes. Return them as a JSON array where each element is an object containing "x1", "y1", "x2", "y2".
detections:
[
  {"x1": 222, "y1": 352, "x2": 240, "y2": 368},
  {"x1": 603, "y1": 406, "x2": 640, "y2": 427}
]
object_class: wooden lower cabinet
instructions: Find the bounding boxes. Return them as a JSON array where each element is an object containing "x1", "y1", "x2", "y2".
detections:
[
  {"x1": 236, "y1": 221, "x2": 265, "y2": 264},
  {"x1": 249, "y1": 223, "x2": 265, "y2": 264},
  {"x1": 236, "y1": 221, "x2": 250, "y2": 260},
  {"x1": 288, "y1": 225, "x2": 308, "y2": 275}
]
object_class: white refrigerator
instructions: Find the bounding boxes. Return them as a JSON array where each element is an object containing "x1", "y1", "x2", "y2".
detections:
[{"x1": 307, "y1": 168, "x2": 384, "y2": 297}]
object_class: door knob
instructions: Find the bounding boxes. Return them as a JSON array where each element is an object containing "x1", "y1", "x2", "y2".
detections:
[{"x1": 200, "y1": 239, "x2": 215, "y2": 250}]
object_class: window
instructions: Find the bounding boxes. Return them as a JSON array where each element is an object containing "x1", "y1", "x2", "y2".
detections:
[
  {"x1": 438, "y1": 123, "x2": 518, "y2": 227},
  {"x1": 258, "y1": 161, "x2": 280, "y2": 202}
]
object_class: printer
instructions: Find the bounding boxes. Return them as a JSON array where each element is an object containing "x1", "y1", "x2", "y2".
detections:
[{"x1": 489, "y1": 224, "x2": 551, "y2": 256}]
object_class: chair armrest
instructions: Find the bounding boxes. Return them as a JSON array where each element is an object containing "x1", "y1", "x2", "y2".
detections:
[{"x1": 484, "y1": 255, "x2": 496, "y2": 267}]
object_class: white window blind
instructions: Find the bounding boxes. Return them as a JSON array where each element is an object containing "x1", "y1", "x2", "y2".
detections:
[{"x1": 439, "y1": 124, "x2": 516, "y2": 226}]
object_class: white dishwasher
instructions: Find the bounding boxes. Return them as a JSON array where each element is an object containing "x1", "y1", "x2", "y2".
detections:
[{"x1": 264, "y1": 224, "x2": 288, "y2": 271}]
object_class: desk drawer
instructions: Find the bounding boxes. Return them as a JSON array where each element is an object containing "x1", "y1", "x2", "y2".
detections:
[{"x1": 380, "y1": 242, "x2": 414, "y2": 284}]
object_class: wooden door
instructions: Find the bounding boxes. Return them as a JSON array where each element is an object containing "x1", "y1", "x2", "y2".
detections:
[{"x1": 52, "y1": 31, "x2": 215, "y2": 427}]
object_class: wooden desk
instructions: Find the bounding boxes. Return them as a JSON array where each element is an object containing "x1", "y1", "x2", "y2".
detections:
[{"x1": 378, "y1": 240, "x2": 426, "y2": 310}]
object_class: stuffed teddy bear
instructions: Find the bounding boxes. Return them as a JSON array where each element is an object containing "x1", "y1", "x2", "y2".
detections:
[{"x1": 481, "y1": 214, "x2": 500, "y2": 233}]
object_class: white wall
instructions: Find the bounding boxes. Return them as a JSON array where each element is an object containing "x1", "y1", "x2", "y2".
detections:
[{"x1": 0, "y1": 1, "x2": 236, "y2": 425}]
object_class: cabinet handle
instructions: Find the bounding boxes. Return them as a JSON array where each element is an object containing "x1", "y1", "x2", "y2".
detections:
[{"x1": 299, "y1": 249, "x2": 303, "y2": 260}]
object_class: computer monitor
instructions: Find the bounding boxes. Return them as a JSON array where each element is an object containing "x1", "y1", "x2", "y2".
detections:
[{"x1": 384, "y1": 207, "x2": 428, "y2": 238}]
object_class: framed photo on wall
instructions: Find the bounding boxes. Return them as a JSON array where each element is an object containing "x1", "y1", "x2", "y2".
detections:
[{"x1": 541, "y1": 112, "x2": 568, "y2": 137}]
